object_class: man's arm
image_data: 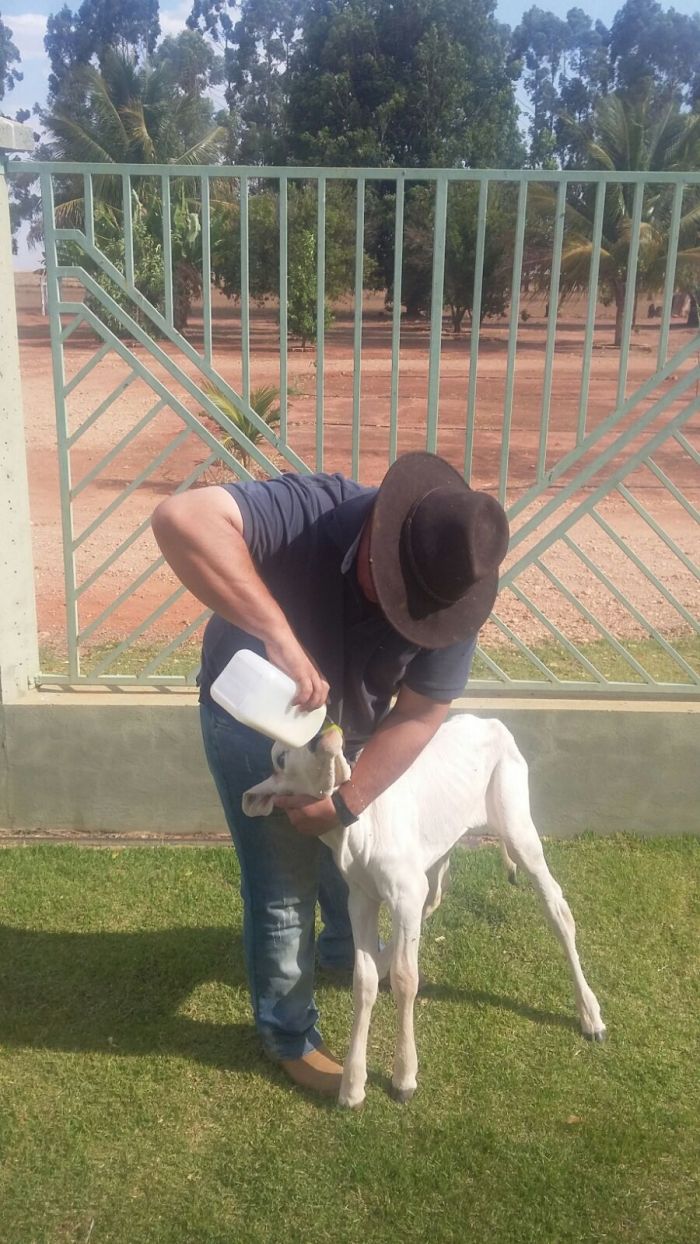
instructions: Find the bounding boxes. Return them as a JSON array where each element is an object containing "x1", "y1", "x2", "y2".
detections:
[
  {"x1": 275, "y1": 684, "x2": 450, "y2": 834},
  {"x1": 340, "y1": 685, "x2": 450, "y2": 814},
  {"x1": 151, "y1": 486, "x2": 329, "y2": 709}
]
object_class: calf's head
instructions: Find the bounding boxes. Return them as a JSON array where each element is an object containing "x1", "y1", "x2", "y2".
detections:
[{"x1": 242, "y1": 725, "x2": 352, "y2": 818}]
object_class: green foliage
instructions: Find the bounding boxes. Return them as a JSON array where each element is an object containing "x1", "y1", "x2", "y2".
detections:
[
  {"x1": 45, "y1": 0, "x2": 160, "y2": 100},
  {"x1": 42, "y1": 46, "x2": 224, "y2": 167},
  {"x1": 188, "y1": 0, "x2": 302, "y2": 164},
  {"x1": 0, "y1": 12, "x2": 21, "y2": 101},
  {"x1": 286, "y1": 227, "x2": 328, "y2": 347},
  {"x1": 211, "y1": 181, "x2": 372, "y2": 346},
  {"x1": 528, "y1": 90, "x2": 700, "y2": 343},
  {"x1": 24, "y1": 0, "x2": 700, "y2": 342},
  {"x1": 444, "y1": 186, "x2": 514, "y2": 332},
  {"x1": 395, "y1": 184, "x2": 515, "y2": 328},
  {"x1": 286, "y1": 0, "x2": 523, "y2": 169},
  {"x1": 37, "y1": 48, "x2": 224, "y2": 331},
  {"x1": 610, "y1": 0, "x2": 700, "y2": 105},
  {"x1": 510, "y1": 4, "x2": 614, "y2": 169},
  {"x1": 210, "y1": 188, "x2": 279, "y2": 303},
  {"x1": 186, "y1": 0, "x2": 523, "y2": 169},
  {"x1": 58, "y1": 197, "x2": 166, "y2": 334},
  {"x1": 511, "y1": 0, "x2": 700, "y2": 168},
  {"x1": 152, "y1": 28, "x2": 225, "y2": 98},
  {"x1": 510, "y1": 5, "x2": 574, "y2": 168},
  {"x1": 202, "y1": 382, "x2": 282, "y2": 471}
]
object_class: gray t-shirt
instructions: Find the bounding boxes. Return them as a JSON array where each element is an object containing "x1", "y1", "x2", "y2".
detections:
[{"x1": 198, "y1": 472, "x2": 476, "y2": 756}]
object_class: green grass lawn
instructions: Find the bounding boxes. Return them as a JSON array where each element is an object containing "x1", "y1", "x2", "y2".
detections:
[{"x1": 1, "y1": 838, "x2": 698, "y2": 1244}]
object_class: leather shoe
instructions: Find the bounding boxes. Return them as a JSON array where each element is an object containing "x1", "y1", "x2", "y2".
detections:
[{"x1": 279, "y1": 1042, "x2": 343, "y2": 1096}]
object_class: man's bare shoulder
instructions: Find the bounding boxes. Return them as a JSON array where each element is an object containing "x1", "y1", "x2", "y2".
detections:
[{"x1": 152, "y1": 485, "x2": 244, "y2": 535}]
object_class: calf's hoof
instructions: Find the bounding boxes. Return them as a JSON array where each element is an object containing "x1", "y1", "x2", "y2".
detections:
[
  {"x1": 583, "y1": 1026, "x2": 607, "y2": 1043},
  {"x1": 390, "y1": 1083, "x2": 416, "y2": 1104},
  {"x1": 338, "y1": 1091, "x2": 365, "y2": 1110}
]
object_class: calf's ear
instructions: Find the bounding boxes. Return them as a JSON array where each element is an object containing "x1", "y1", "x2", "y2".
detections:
[
  {"x1": 242, "y1": 781, "x2": 278, "y2": 818},
  {"x1": 314, "y1": 726, "x2": 352, "y2": 790},
  {"x1": 334, "y1": 752, "x2": 352, "y2": 787}
]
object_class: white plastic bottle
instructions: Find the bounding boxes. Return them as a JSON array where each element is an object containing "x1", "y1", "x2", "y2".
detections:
[{"x1": 210, "y1": 648, "x2": 327, "y2": 747}]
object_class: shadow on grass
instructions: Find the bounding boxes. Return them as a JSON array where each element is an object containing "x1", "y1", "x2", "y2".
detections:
[
  {"x1": 317, "y1": 968, "x2": 580, "y2": 1035},
  {"x1": 417, "y1": 981, "x2": 580, "y2": 1034},
  {"x1": 0, "y1": 924, "x2": 270, "y2": 1074},
  {"x1": 0, "y1": 923, "x2": 581, "y2": 1100}
]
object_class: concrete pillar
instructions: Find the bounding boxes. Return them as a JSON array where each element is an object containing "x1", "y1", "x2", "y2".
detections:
[{"x1": 0, "y1": 120, "x2": 39, "y2": 702}]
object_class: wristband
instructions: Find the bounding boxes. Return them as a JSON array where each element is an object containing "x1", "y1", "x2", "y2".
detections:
[{"x1": 331, "y1": 789, "x2": 359, "y2": 828}]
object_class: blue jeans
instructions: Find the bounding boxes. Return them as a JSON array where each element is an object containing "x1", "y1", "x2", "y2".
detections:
[{"x1": 200, "y1": 701, "x2": 354, "y2": 1060}]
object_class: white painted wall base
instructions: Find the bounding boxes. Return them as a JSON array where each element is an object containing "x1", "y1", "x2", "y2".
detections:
[{"x1": 1, "y1": 691, "x2": 698, "y2": 837}]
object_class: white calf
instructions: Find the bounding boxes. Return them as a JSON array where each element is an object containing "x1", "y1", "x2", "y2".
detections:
[{"x1": 242, "y1": 717, "x2": 606, "y2": 1108}]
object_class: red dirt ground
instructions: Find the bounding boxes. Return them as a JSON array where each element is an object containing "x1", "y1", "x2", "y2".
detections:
[{"x1": 14, "y1": 274, "x2": 699, "y2": 659}]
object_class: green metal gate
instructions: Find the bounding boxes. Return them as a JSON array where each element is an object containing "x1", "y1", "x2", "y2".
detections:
[{"x1": 7, "y1": 162, "x2": 699, "y2": 696}]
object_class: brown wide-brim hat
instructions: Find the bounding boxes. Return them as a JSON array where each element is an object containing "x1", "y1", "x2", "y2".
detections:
[{"x1": 368, "y1": 452, "x2": 510, "y2": 648}]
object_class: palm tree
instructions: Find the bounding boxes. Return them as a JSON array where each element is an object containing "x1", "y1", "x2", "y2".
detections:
[
  {"x1": 531, "y1": 91, "x2": 700, "y2": 345},
  {"x1": 201, "y1": 385, "x2": 283, "y2": 476},
  {"x1": 45, "y1": 50, "x2": 223, "y2": 169},
  {"x1": 41, "y1": 50, "x2": 225, "y2": 329}
]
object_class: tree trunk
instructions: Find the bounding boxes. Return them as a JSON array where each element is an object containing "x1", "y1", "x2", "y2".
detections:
[
  {"x1": 687, "y1": 295, "x2": 699, "y2": 328},
  {"x1": 404, "y1": 292, "x2": 425, "y2": 320},
  {"x1": 173, "y1": 260, "x2": 201, "y2": 332},
  {"x1": 614, "y1": 283, "x2": 626, "y2": 347}
]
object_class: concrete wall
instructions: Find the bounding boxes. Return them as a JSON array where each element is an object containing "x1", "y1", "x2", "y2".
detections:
[{"x1": 1, "y1": 690, "x2": 698, "y2": 837}]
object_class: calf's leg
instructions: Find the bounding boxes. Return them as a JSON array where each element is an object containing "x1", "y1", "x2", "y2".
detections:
[
  {"x1": 389, "y1": 880, "x2": 428, "y2": 1102},
  {"x1": 339, "y1": 888, "x2": 381, "y2": 1109},
  {"x1": 488, "y1": 755, "x2": 606, "y2": 1040},
  {"x1": 423, "y1": 853, "x2": 451, "y2": 920}
]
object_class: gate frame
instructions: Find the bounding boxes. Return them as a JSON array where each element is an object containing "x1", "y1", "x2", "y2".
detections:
[{"x1": 4, "y1": 154, "x2": 700, "y2": 700}]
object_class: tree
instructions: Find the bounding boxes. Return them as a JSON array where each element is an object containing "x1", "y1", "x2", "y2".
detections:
[
  {"x1": 0, "y1": 12, "x2": 22, "y2": 101},
  {"x1": 509, "y1": 7, "x2": 570, "y2": 168},
  {"x1": 286, "y1": 0, "x2": 523, "y2": 313},
  {"x1": 511, "y1": 2, "x2": 700, "y2": 168},
  {"x1": 1, "y1": 12, "x2": 26, "y2": 256},
  {"x1": 444, "y1": 186, "x2": 513, "y2": 332},
  {"x1": 41, "y1": 49, "x2": 225, "y2": 330},
  {"x1": 286, "y1": 229, "x2": 324, "y2": 346},
  {"x1": 530, "y1": 91, "x2": 700, "y2": 345},
  {"x1": 45, "y1": 0, "x2": 160, "y2": 99},
  {"x1": 43, "y1": 48, "x2": 223, "y2": 169},
  {"x1": 210, "y1": 181, "x2": 369, "y2": 346},
  {"x1": 396, "y1": 183, "x2": 514, "y2": 328},
  {"x1": 188, "y1": 0, "x2": 304, "y2": 163},
  {"x1": 153, "y1": 29, "x2": 225, "y2": 99},
  {"x1": 510, "y1": 6, "x2": 611, "y2": 168},
  {"x1": 286, "y1": 0, "x2": 523, "y2": 169},
  {"x1": 610, "y1": 0, "x2": 700, "y2": 106}
]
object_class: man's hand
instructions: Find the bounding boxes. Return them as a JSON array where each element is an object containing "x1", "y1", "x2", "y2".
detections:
[
  {"x1": 265, "y1": 637, "x2": 329, "y2": 711},
  {"x1": 273, "y1": 794, "x2": 338, "y2": 836}
]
